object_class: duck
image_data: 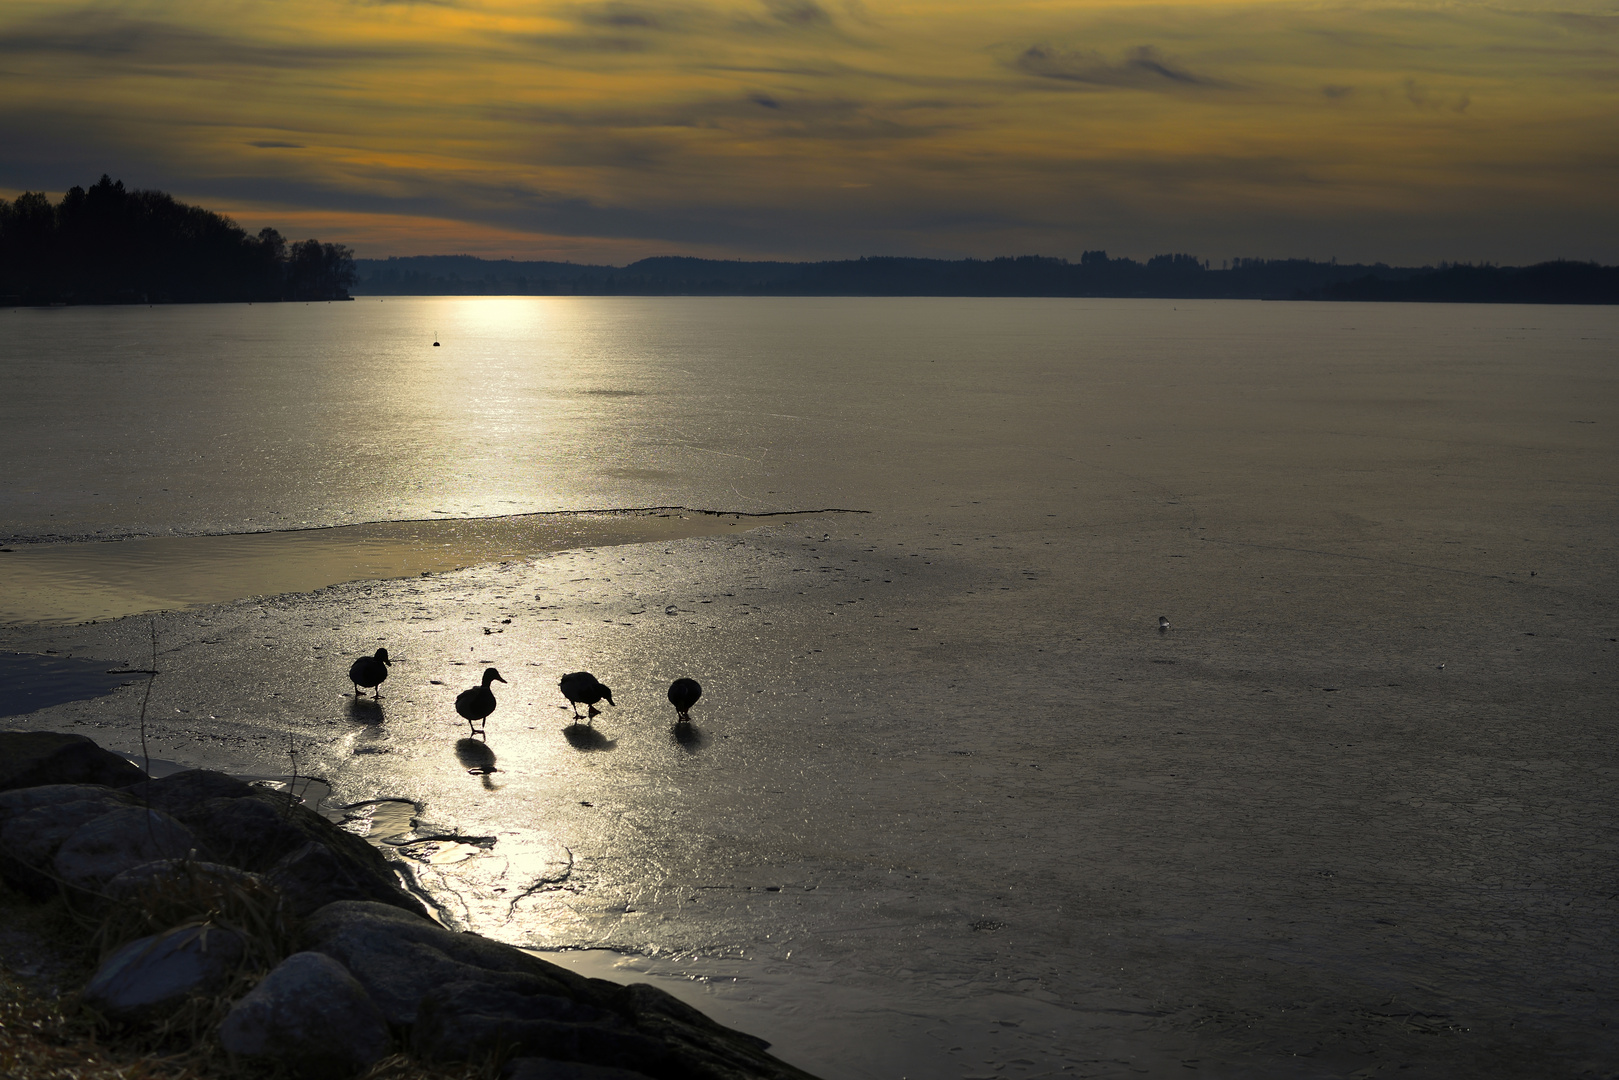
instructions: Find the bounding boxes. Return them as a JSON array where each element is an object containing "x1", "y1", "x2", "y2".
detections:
[
  {"x1": 349, "y1": 648, "x2": 391, "y2": 697},
  {"x1": 456, "y1": 667, "x2": 506, "y2": 733},
  {"x1": 667, "y1": 678, "x2": 701, "y2": 723},
  {"x1": 559, "y1": 671, "x2": 614, "y2": 721},
  {"x1": 1158, "y1": 616, "x2": 1170, "y2": 633}
]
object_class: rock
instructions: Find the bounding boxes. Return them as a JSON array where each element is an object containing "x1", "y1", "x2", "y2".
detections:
[
  {"x1": 267, "y1": 841, "x2": 414, "y2": 919},
  {"x1": 218, "y1": 951, "x2": 392, "y2": 1080},
  {"x1": 611, "y1": 982, "x2": 770, "y2": 1051},
  {"x1": 81, "y1": 922, "x2": 246, "y2": 1023},
  {"x1": 0, "y1": 732, "x2": 147, "y2": 793},
  {"x1": 302, "y1": 901, "x2": 608, "y2": 1028},
  {"x1": 303, "y1": 902, "x2": 819, "y2": 1079},
  {"x1": 412, "y1": 977, "x2": 667, "y2": 1070},
  {"x1": 268, "y1": 839, "x2": 420, "y2": 917},
  {"x1": 158, "y1": 786, "x2": 426, "y2": 919},
  {"x1": 103, "y1": 858, "x2": 267, "y2": 909},
  {"x1": 0, "y1": 785, "x2": 141, "y2": 898},
  {"x1": 603, "y1": 983, "x2": 798, "y2": 1080},
  {"x1": 52, "y1": 805, "x2": 196, "y2": 891},
  {"x1": 122, "y1": 769, "x2": 259, "y2": 815},
  {"x1": 503, "y1": 1060, "x2": 658, "y2": 1080},
  {"x1": 0, "y1": 783, "x2": 137, "y2": 826},
  {"x1": 179, "y1": 795, "x2": 295, "y2": 869}
]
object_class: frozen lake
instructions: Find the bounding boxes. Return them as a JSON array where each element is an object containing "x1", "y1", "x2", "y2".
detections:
[{"x1": 2, "y1": 297, "x2": 1616, "y2": 1078}]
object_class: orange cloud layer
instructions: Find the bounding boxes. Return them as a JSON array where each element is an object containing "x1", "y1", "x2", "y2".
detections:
[{"x1": 1, "y1": 0, "x2": 1615, "y2": 263}]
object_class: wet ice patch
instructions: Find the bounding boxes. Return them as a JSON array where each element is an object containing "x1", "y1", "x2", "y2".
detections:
[
  {"x1": 0, "y1": 510, "x2": 810, "y2": 627},
  {"x1": 0, "y1": 651, "x2": 137, "y2": 718}
]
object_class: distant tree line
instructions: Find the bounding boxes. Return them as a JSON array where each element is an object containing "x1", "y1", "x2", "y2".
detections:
[
  {"x1": 354, "y1": 252, "x2": 1616, "y2": 303},
  {"x1": 0, "y1": 175, "x2": 356, "y2": 304},
  {"x1": 6, "y1": 178, "x2": 1609, "y2": 305},
  {"x1": 1306, "y1": 261, "x2": 1619, "y2": 304}
]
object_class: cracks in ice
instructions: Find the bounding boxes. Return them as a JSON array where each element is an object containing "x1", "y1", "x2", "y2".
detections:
[{"x1": 505, "y1": 846, "x2": 575, "y2": 922}]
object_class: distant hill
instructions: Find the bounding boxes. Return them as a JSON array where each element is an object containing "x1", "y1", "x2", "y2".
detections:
[
  {"x1": 1303, "y1": 261, "x2": 1619, "y2": 305},
  {"x1": 0, "y1": 175, "x2": 355, "y2": 305},
  {"x1": 353, "y1": 252, "x2": 1617, "y2": 303},
  {"x1": 353, "y1": 252, "x2": 1407, "y2": 300}
]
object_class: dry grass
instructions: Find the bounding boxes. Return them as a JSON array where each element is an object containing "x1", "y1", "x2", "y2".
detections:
[
  {"x1": 87, "y1": 863, "x2": 296, "y2": 971},
  {"x1": 0, "y1": 961, "x2": 203, "y2": 1080}
]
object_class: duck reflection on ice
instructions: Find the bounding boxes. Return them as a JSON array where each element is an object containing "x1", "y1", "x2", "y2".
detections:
[
  {"x1": 344, "y1": 696, "x2": 384, "y2": 724},
  {"x1": 563, "y1": 722, "x2": 616, "y2": 751},
  {"x1": 454, "y1": 737, "x2": 500, "y2": 788},
  {"x1": 455, "y1": 737, "x2": 497, "y2": 772},
  {"x1": 672, "y1": 722, "x2": 707, "y2": 752}
]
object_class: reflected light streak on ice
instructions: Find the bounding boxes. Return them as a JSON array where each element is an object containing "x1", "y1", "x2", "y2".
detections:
[{"x1": 397, "y1": 296, "x2": 570, "y2": 512}]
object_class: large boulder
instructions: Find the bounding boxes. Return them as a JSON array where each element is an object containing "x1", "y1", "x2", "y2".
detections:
[
  {"x1": 302, "y1": 902, "x2": 818, "y2": 1080},
  {"x1": 412, "y1": 976, "x2": 668, "y2": 1070},
  {"x1": 53, "y1": 806, "x2": 196, "y2": 891},
  {"x1": 101, "y1": 858, "x2": 277, "y2": 931},
  {"x1": 81, "y1": 923, "x2": 246, "y2": 1023},
  {"x1": 605, "y1": 983, "x2": 778, "y2": 1073},
  {"x1": 122, "y1": 769, "x2": 259, "y2": 814},
  {"x1": 126, "y1": 769, "x2": 426, "y2": 919},
  {"x1": 301, "y1": 901, "x2": 607, "y2": 1028},
  {"x1": 0, "y1": 732, "x2": 147, "y2": 793},
  {"x1": 267, "y1": 839, "x2": 419, "y2": 917},
  {"x1": 503, "y1": 1061, "x2": 658, "y2": 1080},
  {"x1": 104, "y1": 858, "x2": 266, "y2": 907},
  {"x1": 0, "y1": 784, "x2": 141, "y2": 898},
  {"x1": 218, "y1": 951, "x2": 392, "y2": 1079}
]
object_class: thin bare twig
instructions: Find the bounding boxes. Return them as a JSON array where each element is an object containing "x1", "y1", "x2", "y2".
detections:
[{"x1": 139, "y1": 618, "x2": 157, "y2": 778}]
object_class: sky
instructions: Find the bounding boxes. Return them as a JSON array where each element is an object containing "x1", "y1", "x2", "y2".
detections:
[{"x1": 0, "y1": 0, "x2": 1615, "y2": 265}]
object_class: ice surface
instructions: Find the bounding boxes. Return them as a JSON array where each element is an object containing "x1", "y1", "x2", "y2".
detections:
[{"x1": 2, "y1": 297, "x2": 1616, "y2": 1077}]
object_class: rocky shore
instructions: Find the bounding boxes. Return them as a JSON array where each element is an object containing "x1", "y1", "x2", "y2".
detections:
[{"x1": 0, "y1": 731, "x2": 820, "y2": 1080}]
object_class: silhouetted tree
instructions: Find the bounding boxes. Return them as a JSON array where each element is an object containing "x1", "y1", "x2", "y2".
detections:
[
  {"x1": 285, "y1": 238, "x2": 357, "y2": 301},
  {"x1": 0, "y1": 191, "x2": 59, "y2": 301},
  {"x1": 0, "y1": 176, "x2": 355, "y2": 304}
]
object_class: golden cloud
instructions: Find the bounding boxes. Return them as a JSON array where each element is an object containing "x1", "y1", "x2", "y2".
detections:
[{"x1": 1, "y1": 0, "x2": 1614, "y2": 262}]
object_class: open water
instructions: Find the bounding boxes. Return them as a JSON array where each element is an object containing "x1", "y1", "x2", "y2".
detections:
[{"x1": 2, "y1": 297, "x2": 1617, "y2": 1078}]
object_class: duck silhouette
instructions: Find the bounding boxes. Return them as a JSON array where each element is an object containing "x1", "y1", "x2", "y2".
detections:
[
  {"x1": 349, "y1": 648, "x2": 391, "y2": 697},
  {"x1": 456, "y1": 667, "x2": 506, "y2": 734},
  {"x1": 667, "y1": 677, "x2": 701, "y2": 723},
  {"x1": 559, "y1": 671, "x2": 614, "y2": 721}
]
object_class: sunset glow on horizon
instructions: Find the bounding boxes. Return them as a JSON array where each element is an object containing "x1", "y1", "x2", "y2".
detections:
[{"x1": 2, "y1": 0, "x2": 1615, "y2": 265}]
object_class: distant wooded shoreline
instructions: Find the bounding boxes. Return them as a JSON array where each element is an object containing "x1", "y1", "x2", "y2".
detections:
[
  {"x1": 353, "y1": 253, "x2": 1618, "y2": 304},
  {"x1": 3, "y1": 177, "x2": 1613, "y2": 305}
]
